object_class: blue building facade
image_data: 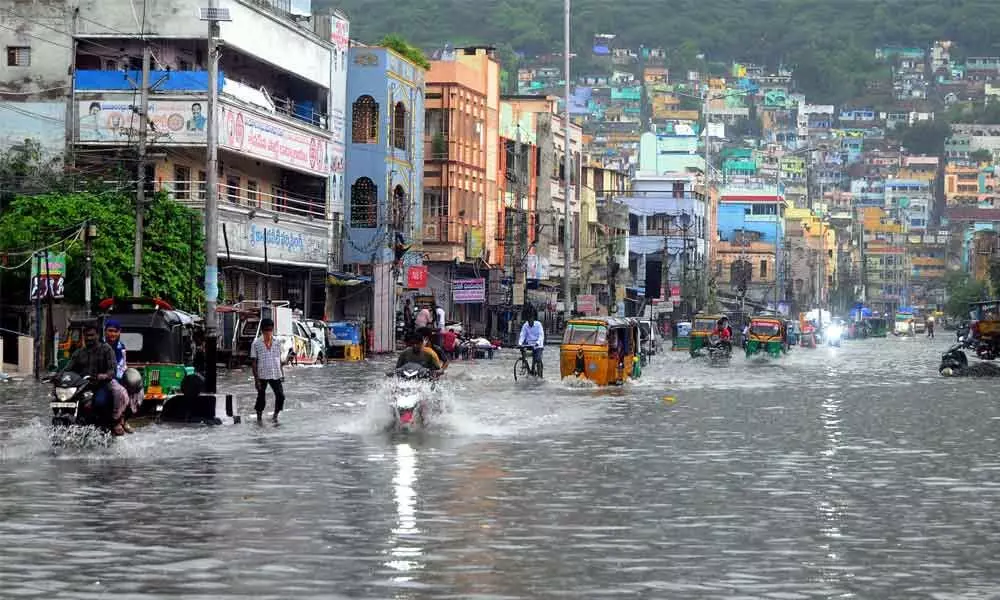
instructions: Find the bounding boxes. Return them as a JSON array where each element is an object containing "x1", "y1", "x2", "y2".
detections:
[
  {"x1": 343, "y1": 47, "x2": 425, "y2": 265},
  {"x1": 718, "y1": 185, "x2": 788, "y2": 306}
]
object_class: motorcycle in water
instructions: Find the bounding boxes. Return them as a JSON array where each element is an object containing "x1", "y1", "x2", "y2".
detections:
[
  {"x1": 940, "y1": 343, "x2": 969, "y2": 376},
  {"x1": 387, "y1": 362, "x2": 436, "y2": 433},
  {"x1": 50, "y1": 371, "x2": 109, "y2": 430},
  {"x1": 706, "y1": 335, "x2": 732, "y2": 362}
]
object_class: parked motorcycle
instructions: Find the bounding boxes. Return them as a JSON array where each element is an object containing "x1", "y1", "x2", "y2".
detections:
[
  {"x1": 386, "y1": 362, "x2": 436, "y2": 433},
  {"x1": 939, "y1": 343, "x2": 969, "y2": 376}
]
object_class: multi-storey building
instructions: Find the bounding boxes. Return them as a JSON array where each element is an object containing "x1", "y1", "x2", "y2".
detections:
[
  {"x1": 859, "y1": 207, "x2": 908, "y2": 314},
  {"x1": 500, "y1": 95, "x2": 584, "y2": 324},
  {"x1": 884, "y1": 178, "x2": 933, "y2": 232},
  {"x1": 623, "y1": 171, "x2": 708, "y2": 317},
  {"x1": 715, "y1": 184, "x2": 787, "y2": 307},
  {"x1": 0, "y1": 0, "x2": 348, "y2": 317},
  {"x1": 578, "y1": 163, "x2": 629, "y2": 315},
  {"x1": 422, "y1": 47, "x2": 500, "y2": 333},
  {"x1": 342, "y1": 45, "x2": 425, "y2": 351}
]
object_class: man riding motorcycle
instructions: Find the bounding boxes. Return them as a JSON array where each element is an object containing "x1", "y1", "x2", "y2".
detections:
[
  {"x1": 712, "y1": 317, "x2": 733, "y2": 353},
  {"x1": 397, "y1": 331, "x2": 443, "y2": 372},
  {"x1": 62, "y1": 323, "x2": 117, "y2": 424},
  {"x1": 418, "y1": 326, "x2": 449, "y2": 369}
]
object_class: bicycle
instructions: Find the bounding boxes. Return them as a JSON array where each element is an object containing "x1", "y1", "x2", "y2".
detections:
[{"x1": 513, "y1": 345, "x2": 543, "y2": 381}]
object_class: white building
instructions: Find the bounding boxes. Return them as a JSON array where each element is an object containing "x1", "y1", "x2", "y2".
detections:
[{"x1": 0, "y1": 0, "x2": 349, "y2": 318}]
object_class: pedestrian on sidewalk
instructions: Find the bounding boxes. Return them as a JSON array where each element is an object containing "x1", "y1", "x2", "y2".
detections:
[{"x1": 251, "y1": 317, "x2": 285, "y2": 423}]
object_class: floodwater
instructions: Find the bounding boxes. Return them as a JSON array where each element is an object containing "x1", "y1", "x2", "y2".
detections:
[{"x1": 1, "y1": 334, "x2": 999, "y2": 599}]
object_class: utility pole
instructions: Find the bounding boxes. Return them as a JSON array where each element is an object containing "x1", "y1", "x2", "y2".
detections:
[
  {"x1": 84, "y1": 221, "x2": 94, "y2": 317},
  {"x1": 701, "y1": 90, "x2": 713, "y2": 312},
  {"x1": 132, "y1": 42, "x2": 151, "y2": 296},
  {"x1": 200, "y1": 1, "x2": 229, "y2": 394},
  {"x1": 562, "y1": 0, "x2": 573, "y2": 326}
]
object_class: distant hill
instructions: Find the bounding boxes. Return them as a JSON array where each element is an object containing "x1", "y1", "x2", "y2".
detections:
[{"x1": 320, "y1": 0, "x2": 1000, "y2": 104}]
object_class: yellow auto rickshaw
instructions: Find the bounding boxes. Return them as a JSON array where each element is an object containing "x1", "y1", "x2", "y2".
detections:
[
  {"x1": 560, "y1": 316, "x2": 640, "y2": 386},
  {"x1": 689, "y1": 313, "x2": 724, "y2": 357},
  {"x1": 745, "y1": 315, "x2": 787, "y2": 359}
]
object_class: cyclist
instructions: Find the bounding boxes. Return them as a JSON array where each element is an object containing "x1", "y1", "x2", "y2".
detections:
[{"x1": 517, "y1": 310, "x2": 545, "y2": 375}]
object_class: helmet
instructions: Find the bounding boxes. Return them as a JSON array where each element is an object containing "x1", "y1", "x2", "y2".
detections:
[{"x1": 122, "y1": 368, "x2": 144, "y2": 393}]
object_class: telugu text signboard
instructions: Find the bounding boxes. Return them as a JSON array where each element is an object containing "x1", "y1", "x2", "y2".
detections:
[
  {"x1": 219, "y1": 104, "x2": 331, "y2": 176},
  {"x1": 219, "y1": 213, "x2": 328, "y2": 267},
  {"x1": 453, "y1": 278, "x2": 486, "y2": 304}
]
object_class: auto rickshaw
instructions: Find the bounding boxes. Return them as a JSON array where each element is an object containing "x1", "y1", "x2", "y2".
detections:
[
  {"x1": 97, "y1": 297, "x2": 200, "y2": 415},
  {"x1": 745, "y1": 316, "x2": 787, "y2": 359},
  {"x1": 866, "y1": 316, "x2": 888, "y2": 338},
  {"x1": 560, "y1": 316, "x2": 640, "y2": 385},
  {"x1": 689, "y1": 313, "x2": 724, "y2": 357},
  {"x1": 968, "y1": 300, "x2": 1000, "y2": 360},
  {"x1": 671, "y1": 320, "x2": 692, "y2": 351},
  {"x1": 799, "y1": 322, "x2": 817, "y2": 348},
  {"x1": 56, "y1": 318, "x2": 90, "y2": 371}
]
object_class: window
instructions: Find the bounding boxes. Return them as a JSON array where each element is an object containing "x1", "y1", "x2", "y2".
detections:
[
  {"x1": 392, "y1": 102, "x2": 408, "y2": 151},
  {"x1": 731, "y1": 259, "x2": 752, "y2": 286},
  {"x1": 6, "y1": 46, "x2": 30, "y2": 67},
  {"x1": 672, "y1": 182, "x2": 685, "y2": 199},
  {"x1": 392, "y1": 185, "x2": 407, "y2": 231},
  {"x1": 350, "y1": 177, "x2": 377, "y2": 228},
  {"x1": 751, "y1": 204, "x2": 777, "y2": 215},
  {"x1": 173, "y1": 165, "x2": 191, "y2": 200},
  {"x1": 226, "y1": 175, "x2": 240, "y2": 204},
  {"x1": 198, "y1": 171, "x2": 206, "y2": 200},
  {"x1": 351, "y1": 95, "x2": 379, "y2": 144},
  {"x1": 760, "y1": 260, "x2": 768, "y2": 278},
  {"x1": 247, "y1": 180, "x2": 259, "y2": 207}
]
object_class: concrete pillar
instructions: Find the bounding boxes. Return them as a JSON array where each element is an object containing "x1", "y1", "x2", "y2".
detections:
[{"x1": 18, "y1": 336, "x2": 34, "y2": 375}]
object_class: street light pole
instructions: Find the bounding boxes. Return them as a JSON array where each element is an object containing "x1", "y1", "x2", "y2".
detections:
[
  {"x1": 200, "y1": 1, "x2": 230, "y2": 394},
  {"x1": 562, "y1": 0, "x2": 573, "y2": 324}
]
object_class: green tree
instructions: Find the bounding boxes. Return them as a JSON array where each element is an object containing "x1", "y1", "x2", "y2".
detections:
[
  {"x1": 379, "y1": 34, "x2": 431, "y2": 69},
  {"x1": 944, "y1": 271, "x2": 988, "y2": 319},
  {"x1": 0, "y1": 190, "x2": 204, "y2": 312},
  {"x1": 889, "y1": 119, "x2": 953, "y2": 156}
]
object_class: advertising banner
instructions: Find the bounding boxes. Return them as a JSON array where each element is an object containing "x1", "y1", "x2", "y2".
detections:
[
  {"x1": 78, "y1": 98, "x2": 208, "y2": 144},
  {"x1": 29, "y1": 252, "x2": 66, "y2": 300},
  {"x1": 219, "y1": 104, "x2": 331, "y2": 176}
]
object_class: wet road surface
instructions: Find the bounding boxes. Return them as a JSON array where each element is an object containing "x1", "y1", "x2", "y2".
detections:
[{"x1": 1, "y1": 335, "x2": 998, "y2": 599}]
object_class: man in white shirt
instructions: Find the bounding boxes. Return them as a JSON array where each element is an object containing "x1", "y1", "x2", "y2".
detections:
[
  {"x1": 518, "y1": 312, "x2": 545, "y2": 374},
  {"x1": 434, "y1": 303, "x2": 447, "y2": 347},
  {"x1": 250, "y1": 318, "x2": 285, "y2": 423}
]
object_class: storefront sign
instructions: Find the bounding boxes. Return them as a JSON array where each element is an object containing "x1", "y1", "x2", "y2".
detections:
[
  {"x1": 406, "y1": 265, "x2": 428, "y2": 289},
  {"x1": 219, "y1": 213, "x2": 328, "y2": 267},
  {"x1": 219, "y1": 104, "x2": 331, "y2": 176},
  {"x1": 29, "y1": 252, "x2": 66, "y2": 300},
  {"x1": 78, "y1": 98, "x2": 208, "y2": 144},
  {"x1": 576, "y1": 294, "x2": 596, "y2": 315},
  {"x1": 453, "y1": 278, "x2": 486, "y2": 303}
]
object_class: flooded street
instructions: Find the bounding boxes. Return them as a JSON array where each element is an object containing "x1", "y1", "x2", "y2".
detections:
[{"x1": 1, "y1": 336, "x2": 998, "y2": 599}]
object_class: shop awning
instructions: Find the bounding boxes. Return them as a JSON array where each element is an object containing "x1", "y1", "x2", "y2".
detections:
[{"x1": 327, "y1": 271, "x2": 372, "y2": 286}]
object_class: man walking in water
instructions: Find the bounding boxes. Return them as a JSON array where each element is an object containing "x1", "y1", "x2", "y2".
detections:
[
  {"x1": 251, "y1": 318, "x2": 285, "y2": 424},
  {"x1": 927, "y1": 316, "x2": 935, "y2": 339}
]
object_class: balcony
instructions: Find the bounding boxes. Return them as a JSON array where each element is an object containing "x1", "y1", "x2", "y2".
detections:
[
  {"x1": 422, "y1": 215, "x2": 465, "y2": 245},
  {"x1": 74, "y1": 70, "x2": 329, "y2": 131},
  {"x1": 157, "y1": 179, "x2": 326, "y2": 221}
]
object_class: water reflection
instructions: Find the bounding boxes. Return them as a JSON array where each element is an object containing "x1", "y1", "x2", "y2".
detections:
[{"x1": 384, "y1": 441, "x2": 422, "y2": 579}]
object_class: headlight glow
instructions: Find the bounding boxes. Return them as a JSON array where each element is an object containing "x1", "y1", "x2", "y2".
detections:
[{"x1": 54, "y1": 387, "x2": 77, "y2": 402}]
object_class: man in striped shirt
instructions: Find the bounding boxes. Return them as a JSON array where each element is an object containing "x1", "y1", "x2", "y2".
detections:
[{"x1": 251, "y1": 318, "x2": 285, "y2": 423}]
